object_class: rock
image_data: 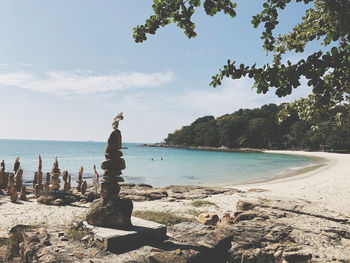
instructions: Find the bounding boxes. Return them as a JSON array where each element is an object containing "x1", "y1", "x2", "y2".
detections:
[
  {"x1": 22, "y1": 232, "x2": 41, "y2": 262},
  {"x1": 36, "y1": 228, "x2": 49, "y2": 238},
  {"x1": 49, "y1": 157, "x2": 61, "y2": 190},
  {"x1": 86, "y1": 191, "x2": 100, "y2": 202},
  {"x1": 233, "y1": 211, "x2": 257, "y2": 223},
  {"x1": 105, "y1": 130, "x2": 122, "y2": 152},
  {"x1": 86, "y1": 198, "x2": 133, "y2": 228},
  {"x1": 241, "y1": 248, "x2": 274, "y2": 263},
  {"x1": 101, "y1": 158, "x2": 126, "y2": 170},
  {"x1": 53, "y1": 199, "x2": 64, "y2": 206},
  {"x1": 103, "y1": 169, "x2": 123, "y2": 177},
  {"x1": 44, "y1": 172, "x2": 50, "y2": 191},
  {"x1": 38, "y1": 253, "x2": 59, "y2": 263},
  {"x1": 147, "y1": 252, "x2": 187, "y2": 263},
  {"x1": 37, "y1": 196, "x2": 56, "y2": 205},
  {"x1": 60, "y1": 236, "x2": 68, "y2": 241},
  {"x1": 218, "y1": 213, "x2": 235, "y2": 226},
  {"x1": 236, "y1": 200, "x2": 257, "y2": 211},
  {"x1": 10, "y1": 187, "x2": 18, "y2": 203},
  {"x1": 19, "y1": 186, "x2": 27, "y2": 201},
  {"x1": 81, "y1": 180, "x2": 87, "y2": 194},
  {"x1": 198, "y1": 213, "x2": 219, "y2": 226},
  {"x1": 34, "y1": 184, "x2": 41, "y2": 198},
  {"x1": 81, "y1": 235, "x2": 90, "y2": 242},
  {"x1": 283, "y1": 251, "x2": 312, "y2": 262},
  {"x1": 76, "y1": 166, "x2": 83, "y2": 192},
  {"x1": 105, "y1": 151, "x2": 123, "y2": 159}
]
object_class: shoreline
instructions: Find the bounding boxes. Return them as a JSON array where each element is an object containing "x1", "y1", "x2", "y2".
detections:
[
  {"x1": 140, "y1": 143, "x2": 264, "y2": 153},
  {"x1": 222, "y1": 151, "x2": 329, "y2": 187},
  {"x1": 143, "y1": 143, "x2": 330, "y2": 188},
  {"x1": 1, "y1": 150, "x2": 350, "y2": 262},
  {"x1": 226, "y1": 150, "x2": 350, "y2": 216}
]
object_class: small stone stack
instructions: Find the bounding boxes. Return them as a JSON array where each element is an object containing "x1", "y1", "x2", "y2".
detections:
[
  {"x1": 37, "y1": 155, "x2": 44, "y2": 190},
  {"x1": 86, "y1": 113, "x2": 133, "y2": 228},
  {"x1": 62, "y1": 170, "x2": 71, "y2": 191},
  {"x1": 0, "y1": 161, "x2": 8, "y2": 189},
  {"x1": 13, "y1": 157, "x2": 20, "y2": 174},
  {"x1": 14, "y1": 167, "x2": 23, "y2": 192},
  {"x1": 7, "y1": 173, "x2": 14, "y2": 196},
  {"x1": 44, "y1": 172, "x2": 50, "y2": 190},
  {"x1": 81, "y1": 181, "x2": 87, "y2": 194},
  {"x1": 20, "y1": 186, "x2": 27, "y2": 201},
  {"x1": 0, "y1": 161, "x2": 5, "y2": 189},
  {"x1": 1, "y1": 160, "x2": 5, "y2": 171},
  {"x1": 10, "y1": 186, "x2": 17, "y2": 203},
  {"x1": 76, "y1": 166, "x2": 83, "y2": 192},
  {"x1": 49, "y1": 157, "x2": 61, "y2": 190}
]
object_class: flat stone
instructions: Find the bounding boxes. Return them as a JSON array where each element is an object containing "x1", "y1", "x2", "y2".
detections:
[
  {"x1": 105, "y1": 151, "x2": 123, "y2": 159},
  {"x1": 101, "y1": 158, "x2": 125, "y2": 170},
  {"x1": 103, "y1": 169, "x2": 123, "y2": 177},
  {"x1": 84, "y1": 217, "x2": 167, "y2": 253}
]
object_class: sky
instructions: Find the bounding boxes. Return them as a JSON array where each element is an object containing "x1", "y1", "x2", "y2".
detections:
[{"x1": 0, "y1": 0, "x2": 317, "y2": 143}]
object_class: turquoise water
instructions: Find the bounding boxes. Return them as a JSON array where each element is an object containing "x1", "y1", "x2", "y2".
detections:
[{"x1": 0, "y1": 139, "x2": 315, "y2": 187}]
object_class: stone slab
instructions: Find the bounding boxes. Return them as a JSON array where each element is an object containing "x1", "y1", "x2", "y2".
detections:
[{"x1": 84, "y1": 217, "x2": 167, "y2": 253}]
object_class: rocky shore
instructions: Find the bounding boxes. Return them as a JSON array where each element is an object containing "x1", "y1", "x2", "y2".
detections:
[
  {"x1": 1, "y1": 151, "x2": 350, "y2": 262},
  {"x1": 1, "y1": 185, "x2": 350, "y2": 262}
]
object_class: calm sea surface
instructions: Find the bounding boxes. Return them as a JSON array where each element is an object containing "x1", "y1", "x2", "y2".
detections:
[{"x1": 0, "y1": 139, "x2": 316, "y2": 187}]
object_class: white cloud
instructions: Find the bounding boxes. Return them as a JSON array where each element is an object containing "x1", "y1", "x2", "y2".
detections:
[
  {"x1": 176, "y1": 77, "x2": 312, "y2": 117},
  {"x1": 0, "y1": 70, "x2": 175, "y2": 95}
]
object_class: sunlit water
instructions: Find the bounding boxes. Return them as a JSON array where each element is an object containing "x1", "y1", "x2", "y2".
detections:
[{"x1": 0, "y1": 139, "x2": 316, "y2": 187}]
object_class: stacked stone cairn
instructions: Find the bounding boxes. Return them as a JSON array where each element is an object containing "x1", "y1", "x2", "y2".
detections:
[
  {"x1": 7, "y1": 173, "x2": 14, "y2": 196},
  {"x1": 34, "y1": 156, "x2": 44, "y2": 198},
  {"x1": 81, "y1": 180, "x2": 87, "y2": 194},
  {"x1": 49, "y1": 157, "x2": 61, "y2": 190},
  {"x1": 7, "y1": 173, "x2": 17, "y2": 203},
  {"x1": 44, "y1": 172, "x2": 50, "y2": 190},
  {"x1": 13, "y1": 157, "x2": 20, "y2": 175},
  {"x1": 62, "y1": 170, "x2": 71, "y2": 191},
  {"x1": 20, "y1": 186, "x2": 27, "y2": 201},
  {"x1": 0, "y1": 160, "x2": 5, "y2": 189},
  {"x1": 86, "y1": 112, "x2": 133, "y2": 228},
  {"x1": 14, "y1": 167, "x2": 23, "y2": 192},
  {"x1": 76, "y1": 166, "x2": 83, "y2": 192}
]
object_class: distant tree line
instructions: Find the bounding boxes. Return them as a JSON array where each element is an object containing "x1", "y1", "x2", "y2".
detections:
[{"x1": 164, "y1": 104, "x2": 350, "y2": 151}]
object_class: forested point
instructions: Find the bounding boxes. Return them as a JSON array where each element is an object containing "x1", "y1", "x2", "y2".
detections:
[{"x1": 164, "y1": 103, "x2": 350, "y2": 152}]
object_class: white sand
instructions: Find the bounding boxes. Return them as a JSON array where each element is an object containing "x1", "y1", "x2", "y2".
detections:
[
  {"x1": 236, "y1": 151, "x2": 350, "y2": 216},
  {"x1": 134, "y1": 151, "x2": 350, "y2": 218},
  {"x1": 1, "y1": 151, "x2": 349, "y2": 237},
  {"x1": 0, "y1": 198, "x2": 89, "y2": 237}
]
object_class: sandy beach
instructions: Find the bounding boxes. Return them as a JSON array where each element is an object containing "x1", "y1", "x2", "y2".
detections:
[
  {"x1": 1, "y1": 150, "x2": 350, "y2": 262},
  {"x1": 237, "y1": 151, "x2": 350, "y2": 216},
  {"x1": 131, "y1": 151, "x2": 350, "y2": 219},
  {"x1": 1, "y1": 150, "x2": 349, "y2": 238}
]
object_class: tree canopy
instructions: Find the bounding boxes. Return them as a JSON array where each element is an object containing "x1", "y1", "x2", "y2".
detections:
[
  {"x1": 164, "y1": 103, "x2": 350, "y2": 151},
  {"x1": 133, "y1": 0, "x2": 350, "y2": 126}
]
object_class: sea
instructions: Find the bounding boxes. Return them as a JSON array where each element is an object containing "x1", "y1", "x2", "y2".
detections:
[{"x1": 0, "y1": 139, "x2": 319, "y2": 187}]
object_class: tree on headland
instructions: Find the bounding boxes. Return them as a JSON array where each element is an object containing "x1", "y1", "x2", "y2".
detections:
[
  {"x1": 164, "y1": 103, "x2": 350, "y2": 151},
  {"x1": 133, "y1": 0, "x2": 350, "y2": 125}
]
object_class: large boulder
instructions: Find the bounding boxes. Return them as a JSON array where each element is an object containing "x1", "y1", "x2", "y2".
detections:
[{"x1": 86, "y1": 198, "x2": 133, "y2": 229}]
